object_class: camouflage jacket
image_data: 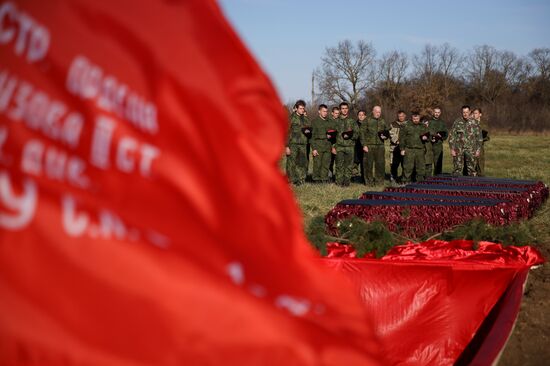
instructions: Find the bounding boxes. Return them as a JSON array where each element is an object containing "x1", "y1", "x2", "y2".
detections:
[
  {"x1": 401, "y1": 122, "x2": 429, "y2": 150},
  {"x1": 361, "y1": 117, "x2": 389, "y2": 146},
  {"x1": 335, "y1": 115, "x2": 357, "y2": 148},
  {"x1": 287, "y1": 112, "x2": 310, "y2": 145},
  {"x1": 311, "y1": 117, "x2": 336, "y2": 151},
  {"x1": 449, "y1": 117, "x2": 483, "y2": 152},
  {"x1": 389, "y1": 120, "x2": 408, "y2": 150}
]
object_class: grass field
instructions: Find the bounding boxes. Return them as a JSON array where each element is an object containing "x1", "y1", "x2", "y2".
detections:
[{"x1": 287, "y1": 134, "x2": 550, "y2": 366}]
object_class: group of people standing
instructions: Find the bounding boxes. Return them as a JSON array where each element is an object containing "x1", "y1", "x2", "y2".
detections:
[{"x1": 285, "y1": 101, "x2": 489, "y2": 186}]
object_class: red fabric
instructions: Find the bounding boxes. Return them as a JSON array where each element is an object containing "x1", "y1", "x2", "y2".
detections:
[
  {"x1": 323, "y1": 240, "x2": 544, "y2": 365},
  {"x1": 0, "y1": 1, "x2": 384, "y2": 365}
]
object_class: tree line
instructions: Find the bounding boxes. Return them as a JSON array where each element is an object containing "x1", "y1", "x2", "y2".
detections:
[{"x1": 310, "y1": 41, "x2": 550, "y2": 131}]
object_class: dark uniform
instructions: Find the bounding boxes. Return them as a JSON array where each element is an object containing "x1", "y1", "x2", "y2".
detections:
[
  {"x1": 401, "y1": 121, "x2": 429, "y2": 183},
  {"x1": 286, "y1": 112, "x2": 310, "y2": 184},
  {"x1": 423, "y1": 120, "x2": 438, "y2": 177},
  {"x1": 361, "y1": 117, "x2": 388, "y2": 185},
  {"x1": 352, "y1": 119, "x2": 365, "y2": 183},
  {"x1": 311, "y1": 116, "x2": 335, "y2": 182},
  {"x1": 334, "y1": 115, "x2": 357, "y2": 186},
  {"x1": 429, "y1": 117, "x2": 448, "y2": 175},
  {"x1": 476, "y1": 120, "x2": 489, "y2": 176},
  {"x1": 389, "y1": 119, "x2": 407, "y2": 182}
]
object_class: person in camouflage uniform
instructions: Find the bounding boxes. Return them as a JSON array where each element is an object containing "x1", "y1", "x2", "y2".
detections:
[
  {"x1": 334, "y1": 102, "x2": 358, "y2": 186},
  {"x1": 352, "y1": 110, "x2": 367, "y2": 183},
  {"x1": 389, "y1": 110, "x2": 407, "y2": 183},
  {"x1": 328, "y1": 106, "x2": 340, "y2": 180},
  {"x1": 311, "y1": 104, "x2": 335, "y2": 182},
  {"x1": 428, "y1": 107, "x2": 448, "y2": 175},
  {"x1": 473, "y1": 108, "x2": 489, "y2": 176},
  {"x1": 285, "y1": 100, "x2": 310, "y2": 184},
  {"x1": 449, "y1": 105, "x2": 483, "y2": 176},
  {"x1": 401, "y1": 111, "x2": 429, "y2": 183},
  {"x1": 361, "y1": 106, "x2": 389, "y2": 185}
]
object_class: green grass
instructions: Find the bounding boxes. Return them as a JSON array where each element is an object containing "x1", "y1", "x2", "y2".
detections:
[{"x1": 288, "y1": 134, "x2": 550, "y2": 243}]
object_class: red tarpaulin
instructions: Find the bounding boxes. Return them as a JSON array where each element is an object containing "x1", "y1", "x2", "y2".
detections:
[{"x1": 324, "y1": 240, "x2": 544, "y2": 365}]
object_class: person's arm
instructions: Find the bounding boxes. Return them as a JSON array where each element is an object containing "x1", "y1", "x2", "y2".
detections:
[
  {"x1": 448, "y1": 121, "x2": 456, "y2": 152},
  {"x1": 440, "y1": 120, "x2": 449, "y2": 141}
]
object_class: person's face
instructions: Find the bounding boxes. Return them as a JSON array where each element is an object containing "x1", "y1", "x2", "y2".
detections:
[
  {"x1": 358, "y1": 111, "x2": 366, "y2": 121},
  {"x1": 473, "y1": 110, "x2": 482, "y2": 121},
  {"x1": 412, "y1": 115, "x2": 421, "y2": 124},
  {"x1": 331, "y1": 109, "x2": 340, "y2": 119},
  {"x1": 319, "y1": 107, "x2": 328, "y2": 119},
  {"x1": 372, "y1": 107, "x2": 382, "y2": 119},
  {"x1": 296, "y1": 105, "x2": 305, "y2": 115},
  {"x1": 340, "y1": 105, "x2": 349, "y2": 116},
  {"x1": 462, "y1": 108, "x2": 471, "y2": 120},
  {"x1": 397, "y1": 112, "x2": 406, "y2": 122},
  {"x1": 433, "y1": 109, "x2": 441, "y2": 119}
]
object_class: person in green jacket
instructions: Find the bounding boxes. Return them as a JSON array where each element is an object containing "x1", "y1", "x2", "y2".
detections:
[
  {"x1": 423, "y1": 115, "x2": 439, "y2": 177},
  {"x1": 352, "y1": 110, "x2": 367, "y2": 183},
  {"x1": 429, "y1": 107, "x2": 448, "y2": 175},
  {"x1": 401, "y1": 111, "x2": 429, "y2": 183},
  {"x1": 334, "y1": 101, "x2": 357, "y2": 186},
  {"x1": 361, "y1": 105, "x2": 389, "y2": 185},
  {"x1": 311, "y1": 104, "x2": 335, "y2": 182},
  {"x1": 285, "y1": 100, "x2": 310, "y2": 185},
  {"x1": 449, "y1": 105, "x2": 483, "y2": 176},
  {"x1": 473, "y1": 108, "x2": 489, "y2": 176}
]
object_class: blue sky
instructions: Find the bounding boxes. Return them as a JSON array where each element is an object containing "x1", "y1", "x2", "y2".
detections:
[{"x1": 218, "y1": 0, "x2": 550, "y2": 102}]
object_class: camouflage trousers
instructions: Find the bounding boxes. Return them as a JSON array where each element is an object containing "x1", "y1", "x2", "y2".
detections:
[
  {"x1": 403, "y1": 148, "x2": 425, "y2": 183},
  {"x1": 312, "y1": 148, "x2": 332, "y2": 182},
  {"x1": 286, "y1": 144, "x2": 308, "y2": 184},
  {"x1": 453, "y1": 150, "x2": 478, "y2": 176},
  {"x1": 364, "y1": 145, "x2": 385, "y2": 185},
  {"x1": 335, "y1": 147, "x2": 354, "y2": 185}
]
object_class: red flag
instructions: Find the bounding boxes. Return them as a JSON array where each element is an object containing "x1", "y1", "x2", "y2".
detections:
[{"x1": 0, "y1": 1, "x2": 384, "y2": 365}]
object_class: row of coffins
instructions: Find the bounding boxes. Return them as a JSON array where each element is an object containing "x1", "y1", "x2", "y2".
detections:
[{"x1": 325, "y1": 175, "x2": 549, "y2": 238}]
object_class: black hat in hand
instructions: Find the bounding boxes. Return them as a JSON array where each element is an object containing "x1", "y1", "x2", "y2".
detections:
[
  {"x1": 301, "y1": 127, "x2": 312, "y2": 139},
  {"x1": 378, "y1": 130, "x2": 390, "y2": 141},
  {"x1": 341, "y1": 130, "x2": 354, "y2": 140},
  {"x1": 326, "y1": 129, "x2": 337, "y2": 144}
]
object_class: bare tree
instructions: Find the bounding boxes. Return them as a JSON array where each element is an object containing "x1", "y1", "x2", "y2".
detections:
[
  {"x1": 374, "y1": 50, "x2": 409, "y2": 108},
  {"x1": 529, "y1": 48, "x2": 550, "y2": 80},
  {"x1": 464, "y1": 45, "x2": 524, "y2": 104},
  {"x1": 412, "y1": 43, "x2": 464, "y2": 101},
  {"x1": 315, "y1": 40, "x2": 377, "y2": 109}
]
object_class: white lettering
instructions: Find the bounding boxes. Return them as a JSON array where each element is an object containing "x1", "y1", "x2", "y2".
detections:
[
  {"x1": 139, "y1": 143, "x2": 159, "y2": 177},
  {"x1": 67, "y1": 55, "x2": 159, "y2": 135},
  {"x1": 0, "y1": 170, "x2": 37, "y2": 230},
  {"x1": 21, "y1": 139, "x2": 44, "y2": 175},
  {"x1": 90, "y1": 115, "x2": 115, "y2": 169},
  {"x1": 0, "y1": 2, "x2": 16, "y2": 44},
  {"x1": 116, "y1": 136, "x2": 137, "y2": 173},
  {"x1": 0, "y1": 2, "x2": 50, "y2": 62},
  {"x1": 0, "y1": 70, "x2": 17, "y2": 111},
  {"x1": 62, "y1": 195, "x2": 89, "y2": 237}
]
